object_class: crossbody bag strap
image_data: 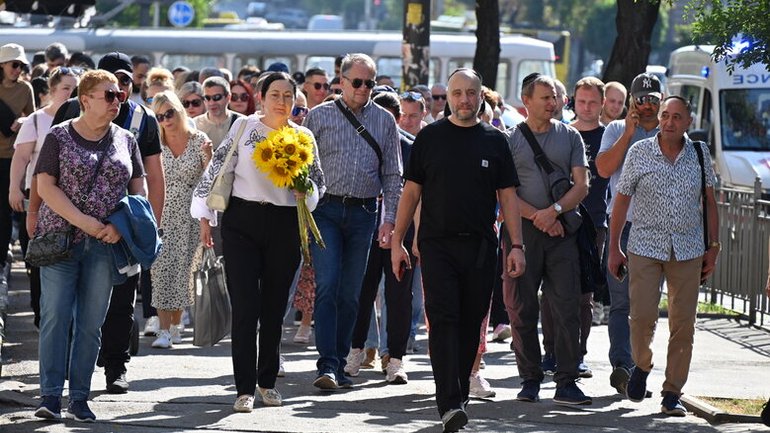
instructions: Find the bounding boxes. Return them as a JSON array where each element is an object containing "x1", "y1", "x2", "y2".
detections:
[
  {"x1": 693, "y1": 140, "x2": 708, "y2": 249},
  {"x1": 77, "y1": 126, "x2": 113, "y2": 204},
  {"x1": 219, "y1": 118, "x2": 249, "y2": 176},
  {"x1": 518, "y1": 122, "x2": 554, "y2": 174},
  {"x1": 335, "y1": 99, "x2": 383, "y2": 175}
]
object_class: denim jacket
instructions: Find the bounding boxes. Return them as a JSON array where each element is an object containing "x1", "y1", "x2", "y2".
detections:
[{"x1": 106, "y1": 195, "x2": 162, "y2": 284}]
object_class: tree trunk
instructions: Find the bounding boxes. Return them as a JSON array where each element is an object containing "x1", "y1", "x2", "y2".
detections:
[
  {"x1": 602, "y1": 0, "x2": 660, "y2": 89},
  {"x1": 402, "y1": 0, "x2": 431, "y2": 87},
  {"x1": 474, "y1": 0, "x2": 501, "y2": 89}
]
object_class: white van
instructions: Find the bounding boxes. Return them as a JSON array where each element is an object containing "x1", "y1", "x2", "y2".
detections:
[{"x1": 667, "y1": 44, "x2": 770, "y2": 194}]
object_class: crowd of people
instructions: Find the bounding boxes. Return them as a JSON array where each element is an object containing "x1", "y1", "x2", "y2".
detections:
[{"x1": 0, "y1": 39, "x2": 747, "y2": 431}]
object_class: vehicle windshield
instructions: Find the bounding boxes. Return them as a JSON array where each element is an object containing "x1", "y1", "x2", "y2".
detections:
[{"x1": 720, "y1": 88, "x2": 770, "y2": 151}]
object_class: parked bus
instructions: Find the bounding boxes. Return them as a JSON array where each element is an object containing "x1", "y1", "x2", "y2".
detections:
[{"x1": 0, "y1": 27, "x2": 555, "y2": 108}]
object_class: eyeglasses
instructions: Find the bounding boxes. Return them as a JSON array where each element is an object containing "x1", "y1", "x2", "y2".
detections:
[
  {"x1": 432, "y1": 94, "x2": 447, "y2": 100},
  {"x1": 400, "y1": 91, "x2": 423, "y2": 101},
  {"x1": 311, "y1": 82, "x2": 330, "y2": 91},
  {"x1": 115, "y1": 74, "x2": 132, "y2": 86},
  {"x1": 156, "y1": 108, "x2": 176, "y2": 122},
  {"x1": 343, "y1": 76, "x2": 375, "y2": 89},
  {"x1": 204, "y1": 93, "x2": 225, "y2": 102},
  {"x1": 57, "y1": 66, "x2": 82, "y2": 76},
  {"x1": 291, "y1": 106, "x2": 309, "y2": 117},
  {"x1": 231, "y1": 92, "x2": 250, "y2": 102},
  {"x1": 635, "y1": 95, "x2": 661, "y2": 106},
  {"x1": 182, "y1": 98, "x2": 203, "y2": 108},
  {"x1": 91, "y1": 89, "x2": 127, "y2": 104},
  {"x1": 9, "y1": 61, "x2": 23, "y2": 70}
]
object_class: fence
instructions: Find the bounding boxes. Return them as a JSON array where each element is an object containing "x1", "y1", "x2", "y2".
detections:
[{"x1": 707, "y1": 177, "x2": 770, "y2": 329}]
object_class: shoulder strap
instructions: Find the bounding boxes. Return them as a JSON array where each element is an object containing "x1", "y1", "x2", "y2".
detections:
[
  {"x1": 334, "y1": 99, "x2": 383, "y2": 175},
  {"x1": 33, "y1": 111, "x2": 38, "y2": 136},
  {"x1": 518, "y1": 122, "x2": 554, "y2": 174},
  {"x1": 229, "y1": 113, "x2": 238, "y2": 128},
  {"x1": 219, "y1": 118, "x2": 249, "y2": 174},
  {"x1": 693, "y1": 140, "x2": 708, "y2": 249}
]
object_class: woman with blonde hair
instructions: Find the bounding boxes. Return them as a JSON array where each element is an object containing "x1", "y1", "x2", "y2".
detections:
[
  {"x1": 141, "y1": 67, "x2": 175, "y2": 106},
  {"x1": 149, "y1": 90, "x2": 211, "y2": 348}
]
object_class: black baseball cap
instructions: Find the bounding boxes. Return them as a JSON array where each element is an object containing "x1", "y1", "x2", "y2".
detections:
[
  {"x1": 98, "y1": 52, "x2": 133, "y2": 76},
  {"x1": 630, "y1": 73, "x2": 662, "y2": 99}
]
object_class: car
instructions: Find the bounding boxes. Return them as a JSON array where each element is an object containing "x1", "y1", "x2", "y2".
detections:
[
  {"x1": 307, "y1": 14, "x2": 343, "y2": 31},
  {"x1": 265, "y1": 8, "x2": 308, "y2": 29}
]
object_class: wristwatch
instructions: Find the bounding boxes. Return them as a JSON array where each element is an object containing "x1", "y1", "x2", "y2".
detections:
[
  {"x1": 511, "y1": 244, "x2": 526, "y2": 252},
  {"x1": 553, "y1": 202, "x2": 563, "y2": 215},
  {"x1": 708, "y1": 241, "x2": 721, "y2": 251}
]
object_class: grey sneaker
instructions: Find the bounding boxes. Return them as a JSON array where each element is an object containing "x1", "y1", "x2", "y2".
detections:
[
  {"x1": 258, "y1": 387, "x2": 282, "y2": 406},
  {"x1": 441, "y1": 408, "x2": 468, "y2": 432}
]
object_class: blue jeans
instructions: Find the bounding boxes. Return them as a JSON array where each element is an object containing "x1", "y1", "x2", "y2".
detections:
[
  {"x1": 410, "y1": 265, "x2": 424, "y2": 340},
  {"x1": 607, "y1": 220, "x2": 633, "y2": 369},
  {"x1": 311, "y1": 198, "x2": 377, "y2": 373},
  {"x1": 39, "y1": 237, "x2": 114, "y2": 401}
]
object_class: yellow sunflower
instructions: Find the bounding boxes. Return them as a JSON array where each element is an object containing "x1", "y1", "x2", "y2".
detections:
[{"x1": 267, "y1": 161, "x2": 294, "y2": 188}]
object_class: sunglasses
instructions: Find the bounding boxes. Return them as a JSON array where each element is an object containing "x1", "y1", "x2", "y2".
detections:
[
  {"x1": 400, "y1": 91, "x2": 423, "y2": 101},
  {"x1": 204, "y1": 93, "x2": 225, "y2": 102},
  {"x1": 182, "y1": 98, "x2": 203, "y2": 108},
  {"x1": 291, "y1": 106, "x2": 309, "y2": 117},
  {"x1": 311, "y1": 82, "x2": 330, "y2": 91},
  {"x1": 432, "y1": 94, "x2": 447, "y2": 100},
  {"x1": 9, "y1": 61, "x2": 23, "y2": 69},
  {"x1": 156, "y1": 108, "x2": 176, "y2": 122},
  {"x1": 344, "y1": 76, "x2": 375, "y2": 89},
  {"x1": 57, "y1": 66, "x2": 82, "y2": 76},
  {"x1": 115, "y1": 74, "x2": 132, "y2": 86},
  {"x1": 93, "y1": 89, "x2": 127, "y2": 104},
  {"x1": 635, "y1": 95, "x2": 661, "y2": 106},
  {"x1": 231, "y1": 92, "x2": 250, "y2": 102}
]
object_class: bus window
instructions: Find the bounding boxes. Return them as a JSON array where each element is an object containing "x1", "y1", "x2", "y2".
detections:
[
  {"x1": 162, "y1": 54, "x2": 226, "y2": 72},
  {"x1": 448, "y1": 59, "x2": 510, "y2": 100},
  {"x1": 234, "y1": 56, "x2": 263, "y2": 73},
  {"x1": 679, "y1": 85, "x2": 702, "y2": 127},
  {"x1": 516, "y1": 60, "x2": 554, "y2": 102},
  {"x1": 305, "y1": 56, "x2": 335, "y2": 74},
  {"x1": 376, "y1": 57, "x2": 439, "y2": 89}
]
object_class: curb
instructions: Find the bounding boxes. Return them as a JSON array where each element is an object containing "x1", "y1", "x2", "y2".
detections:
[{"x1": 681, "y1": 395, "x2": 762, "y2": 424}]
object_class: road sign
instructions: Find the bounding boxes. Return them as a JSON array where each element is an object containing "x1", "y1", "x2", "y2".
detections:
[{"x1": 168, "y1": 1, "x2": 195, "y2": 28}]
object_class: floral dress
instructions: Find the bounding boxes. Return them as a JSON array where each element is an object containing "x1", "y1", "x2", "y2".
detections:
[{"x1": 151, "y1": 131, "x2": 208, "y2": 310}]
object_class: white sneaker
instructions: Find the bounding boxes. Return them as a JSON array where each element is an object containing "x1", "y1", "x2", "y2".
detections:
[
  {"x1": 469, "y1": 371, "x2": 496, "y2": 398},
  {"x1": 343, "y1": 348, "x2": 365, "y2": 377},
  {"x1": 258, "y1": 387, "x2": 282, "y2": 406},
  {"x1": 293, "y1": 325, "x2": 312, "y2": 344},
  {"x1": 170, "y1": 325, "x2": 183, "y2": 344},
  {"x1": 385, "y1": 358, "x2": 408, "y2": 384},
  {"x1": 492, "y1": 324, "x2": 512, "y2": 342},
  {"x1": 143, "y1": 316, "x2": 159, "y2": 336},
  {"x1": 233, "y1": 394, "x2": 254, "y2": 413},
  {"x1": 151, "y1": 330, "x2": 173, "y2": 349},
  {"x1": 277, "y1": 355, "x2": 286, "y2": 377}
]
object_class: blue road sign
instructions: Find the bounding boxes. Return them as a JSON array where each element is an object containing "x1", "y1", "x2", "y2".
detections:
[{"x1": 168, "y1": 1, "x2": 195, "y2": 28}]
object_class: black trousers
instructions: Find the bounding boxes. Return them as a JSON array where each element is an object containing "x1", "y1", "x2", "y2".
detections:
[
  {"x1": 139, "y1": 270, "x2": 157, "y2": 318},
  {"x1": 489, "y1": 245, "x2": 509, "y2": 328},
  {"x1": 506, "y1": 220, "x2": 581, "y2": 387},
  {"x1": 99, "y1": 273, "x2": 140, "y2": 378},
  {"x1": 222, "y1": 198, "x2": 299, "y2": 394},
  {"x1": 420, "y1": 236, "x2": 496, "y2": 417},
  {"x1": 351, "y1": 240, "x2": 414, "y2": 360},
  {"x1": 0, "y1": 159, "x2": 13, "y2": 268}
]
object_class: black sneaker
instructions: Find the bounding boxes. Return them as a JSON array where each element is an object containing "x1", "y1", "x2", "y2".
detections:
[
  {"x1": 610, "y1": 366, "x2": 631, "y2": 394},
  {"x1": 761, "y1": 397, "x2": 770, "y2": 426},
  {"x1": 553, "y1": 381, "x2": 592, "y2": 406},
  {"x1": 660, "y1": 392, "x2": 687, "y2": 417},
  {"x1": 626, "y1": 367, "x2": 649, "y2": 403},
  {"x1": 106, "y1": 372, "x2": 129, "y2": 394},
  {"x1": 65, "y1": 400, "x2": 96, "y2": 422},
  {"x1": 34, "y1": 395, "x2": 61, "y2": 420},
  {"x1": 441, "y1": 407, "x2": 468, "y2": 433},
  {"x1": 516, "y1": 380, "x2": 540, "y2": 402}
]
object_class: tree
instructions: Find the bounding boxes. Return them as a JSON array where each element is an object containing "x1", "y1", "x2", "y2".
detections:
[
  {"x1": 685, "y1": 0, "x2": 770, "y2": 70},
  {"x1": 602, "y1": 0, "x2": 660, "y2": 88},
  {"x1": 473, "y1": 0, "x2": 501, "y2": 89}
]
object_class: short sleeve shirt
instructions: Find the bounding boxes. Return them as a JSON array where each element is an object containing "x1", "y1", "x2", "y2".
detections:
[
  {"x1": 14, "y1": 110, "x2": 53, "y2": 190},
  {"x1": 616, "y1": 135, "x2": 716, "y2": 261},
  {"x1": 406, "y1": 119, "x2": 518, "y2": 243}
]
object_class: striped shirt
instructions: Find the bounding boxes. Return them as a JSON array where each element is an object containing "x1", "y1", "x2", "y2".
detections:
[{"x1": 304, "y1": 98, "x2": 403, "y2": 223}]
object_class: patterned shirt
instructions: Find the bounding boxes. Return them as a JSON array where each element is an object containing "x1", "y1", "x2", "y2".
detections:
[
  {"x1": 616, "y1": 135, "x2": 715, "y2": 261},
  {"x1": 303, "y1": 98, "x2": 403, "y2": 224}
]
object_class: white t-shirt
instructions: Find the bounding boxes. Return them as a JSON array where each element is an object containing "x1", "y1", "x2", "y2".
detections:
[{"x1": 14, "y1": 110, "x2": 54, "y2": 190}]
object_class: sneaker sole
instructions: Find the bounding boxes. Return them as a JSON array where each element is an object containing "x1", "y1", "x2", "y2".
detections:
[
  {"x1": 553, "y1": 398, "x2": 592, "y2": 406},
  {"x1": 443, "y1": 410, "x2": 468, "y2": 432},
  {"x1": 293, "y1": 338, "x2": 310, "y2": 344},
  {"x1": 470, "y1": 390, "x2": 496, "y2": 399},
  {"x1": 343, "y1": 369, "x2": 360, "y2": 377},
  {"x1": 64, "y1": 411, "x2": 95, "y2": 422},
  {"x1": 625, "y1": 387, "x2": 646, "y2": 403},
  {"x1": 106, "y1": 383, "x2": 128, "y2": 394},
  {"x1": 516, "y1": 395, "x2": 540, "y2": 403},
  {"x1": 578, "y1": 371, "x2": 593, "y2": 378},
  {"x1": 610, "y1": 368, "x2": 630, "y2": 394},
  {"x1": 387, "y1": 376, "x2": 408, "y2": 385},
  {"x1": 34, "y1": 407, "x2": 61, "y2": 419},
  {"x1": 313, "y1": 376, "x2": 338, "y2": 390},
  {"x1": 661, "y1": 406, "x2": 687, "y2": 417}
]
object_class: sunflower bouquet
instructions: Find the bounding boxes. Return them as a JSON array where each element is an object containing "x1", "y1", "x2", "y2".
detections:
[{"x1": 252, "y1": 126, "x2": 325, "y2": 262}]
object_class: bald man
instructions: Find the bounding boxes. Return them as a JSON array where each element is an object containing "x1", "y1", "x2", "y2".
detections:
[{"x1": 391, "y1": 68, "x2": 525, "y2": 433}]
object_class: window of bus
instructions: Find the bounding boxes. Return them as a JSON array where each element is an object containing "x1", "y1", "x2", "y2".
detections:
[
  {"x1": 516, "y1": 60, "x2": 555, "y2": 101},
  {"x1": 447, "y1": 59, "x2": 509, "y2": 100},
  {"x1": 305, "y1": 56, "x2": 336, "y2": 76},
  {"x1": 375, "y1": 57, "x2": 439, "y2": 89},
  {"x1": 162, "y1": 54, "x2": 227, "y2": 74}
]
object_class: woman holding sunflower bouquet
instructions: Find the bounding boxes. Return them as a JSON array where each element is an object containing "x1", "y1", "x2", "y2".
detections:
[{"x1": 191, "y1": 71, "x2": 325, "y2": 411}]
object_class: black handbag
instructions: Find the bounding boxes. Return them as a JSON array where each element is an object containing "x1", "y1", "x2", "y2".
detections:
[{"x1": 25, "y1": 129, "x2": 111, "y2": 267}]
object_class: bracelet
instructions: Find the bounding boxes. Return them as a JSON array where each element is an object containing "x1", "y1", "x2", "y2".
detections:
[
  {"x1": 708, "y1": 241, "x2": 721, "y2": 251},
  {"x1": 511, "y1": 244, "x2": 526, "y2": 252}
]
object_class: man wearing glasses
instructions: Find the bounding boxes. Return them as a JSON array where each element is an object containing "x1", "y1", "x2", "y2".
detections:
[
  {"x1": 303, "y1": 53, "x2": 402, "y2": 390},
  {"x1": 596, "y1": 72, "x2": 662, "y2": 396},
  {"x1": 194, "y1": 76, "x2": 243, "y2": 150},
  {"x1": 302, "y1": 67, "x2": 330, "y2": 109},
  {"x1": 430, "y1": 83, "x2": 447, "y2": 121},
  {"x1": 398, "y1": 91, "x2": 426, "y2": 137}
]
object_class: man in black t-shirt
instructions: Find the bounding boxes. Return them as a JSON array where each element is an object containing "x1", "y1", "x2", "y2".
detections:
[
  {"x1": 52, "y1": 52, "x2": 165, "y2": 395},
  {"x1": 391, "y1": 68, "x2": 526, "y2": 433}
]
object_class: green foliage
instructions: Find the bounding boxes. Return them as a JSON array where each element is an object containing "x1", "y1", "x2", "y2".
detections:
[
  {"x1": 684, "y1": 0, "x2": 770, "y2": 70},
  {"x1": 94, "y1": 0, "x2": 209, "y2": 28}
]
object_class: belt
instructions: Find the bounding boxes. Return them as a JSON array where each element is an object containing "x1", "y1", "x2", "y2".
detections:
[
  {"x1": 325, "y1": 194, "x2": 376, "y2": 206},
  {"x1": 230, "y1": 196, "x2": 272, "y2": 206}
]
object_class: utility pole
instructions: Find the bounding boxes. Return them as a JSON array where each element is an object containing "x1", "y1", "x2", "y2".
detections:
[{"x1": 402, "y1": 0, "x2": 431, "y2": 89}]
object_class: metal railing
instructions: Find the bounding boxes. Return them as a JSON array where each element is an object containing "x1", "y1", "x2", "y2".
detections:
[{"x1": 706, "y1": 177, "x2": 770, "y2": 329}]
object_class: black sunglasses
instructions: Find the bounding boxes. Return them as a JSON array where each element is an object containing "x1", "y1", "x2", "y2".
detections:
[
  {"x1": 432, "y1": 94, "x2": 447, "y2": 100},
  {"x1": 182, "y1": 98, "x2": 203, "y2": 108},
  {"x1": 635, "y1": 95, "x2": 661, "y2": 106},
  {"x1": 312, "y1": 82, "x2": 330, "y2": 91},
  {"x1": 204, "y1": 93, "x2": 225, "y2": 102},
  {"x1": 97, "y1": 89, "x2": 127, "y2": 104},
  {"x1": 115, "y1": 74, "x2": 132, "y2": 86},
  {"x1": 231, "y1": 92, "x2": 250, "y2": 102},
  {"x1": 344, "y1": 76, "x2": 375, "y2": 89},
  {"x1": 156, "y1": 108, "x2": 176, "y2": 122},
  {"x1": 10, "y1": 61, "x2": 24, "y2": 69},
  {"x1": 291, "y1": 106, "x2": 309, "y2": 116}
]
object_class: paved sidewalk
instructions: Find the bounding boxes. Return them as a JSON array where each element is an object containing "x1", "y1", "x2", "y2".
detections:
[{"x1": 1, "y1": 262, "x2": 770, "y2": 433}]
